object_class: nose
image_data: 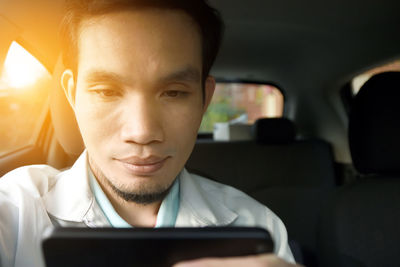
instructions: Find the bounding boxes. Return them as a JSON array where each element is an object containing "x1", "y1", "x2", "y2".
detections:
[{"x1": 120, "y1": 94, "x2": 164, "y2": 145}]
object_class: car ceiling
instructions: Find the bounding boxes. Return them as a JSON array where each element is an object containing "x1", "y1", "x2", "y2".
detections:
[
  {"x1": 2, "y1": 0, "x2": 400, "y2": 92},
  {"x1": 210, "y1": 0, "x2": 400, "y2": 92}
]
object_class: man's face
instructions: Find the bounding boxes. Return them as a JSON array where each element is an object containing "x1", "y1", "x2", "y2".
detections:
[{"x1": 63, "y1": 9, "x2": 214, "y2": 202}]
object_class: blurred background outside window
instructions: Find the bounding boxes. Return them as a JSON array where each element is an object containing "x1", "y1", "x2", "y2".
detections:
[
  {"x1": 0, "y1": 41, "x2": 51, "y2": 156},
  {"x1": 199, "y1": 83, "x2": 284, "y2": 133}
]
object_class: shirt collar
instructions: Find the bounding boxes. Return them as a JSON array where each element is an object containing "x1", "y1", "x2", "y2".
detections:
[
  {"x1": 155, "y1": 176, "x2": 180, "y2": 227},
  {"x1": 88, "y1": 169, "x2": 131, "y2": 227},
  {"x1": 43, "y1": 151, "x2": 101, "y2": 224}
]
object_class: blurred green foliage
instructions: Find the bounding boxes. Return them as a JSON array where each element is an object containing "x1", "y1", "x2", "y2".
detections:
[{"x1": 199, "y1": 97, "x2": 245, "y2": 132}]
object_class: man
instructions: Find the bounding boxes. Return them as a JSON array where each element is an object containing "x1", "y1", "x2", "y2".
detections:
[{"x1": 0, "y1": 0, "x2": 300, "y2": 266}]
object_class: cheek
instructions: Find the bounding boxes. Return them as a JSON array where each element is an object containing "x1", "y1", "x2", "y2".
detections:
[
  {"x1": 74, "y1": 92, "x2": 116, "y2": 149},
  {"x1": 164, "y1": 102, "x2": 203, "y2": 149},
  {"x1": 168, "y1": 96, "x2": 203, "y2": 126}
]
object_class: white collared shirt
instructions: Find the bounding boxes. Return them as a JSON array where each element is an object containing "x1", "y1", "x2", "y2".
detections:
[{"x1": 0, "y1": 151, "x2": 294, "y2": 267}]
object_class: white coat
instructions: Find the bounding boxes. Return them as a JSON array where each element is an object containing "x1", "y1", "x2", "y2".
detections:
[{"x1": 0, "y1": 152, "x2": 294, "y2": 267}]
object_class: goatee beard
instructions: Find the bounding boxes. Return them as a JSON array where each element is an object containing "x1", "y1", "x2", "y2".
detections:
[
  {"x1": 106, "y1": 179, "x2": 173, "y2": 205},
  {"x1": 88, "y1": 155, "x2": 174, "y2": 205}
]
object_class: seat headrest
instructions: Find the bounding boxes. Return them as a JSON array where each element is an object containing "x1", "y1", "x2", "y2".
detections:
[
  {"x1": 349, "y1": 71, "x2": 400, "y2": 175},
  {"x1": 252, "y1": 118, "x2": 296, "y2": 144}
]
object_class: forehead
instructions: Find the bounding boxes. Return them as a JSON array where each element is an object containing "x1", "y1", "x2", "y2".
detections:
[{"x1": 75, "y1": 9, "x2": 203, "y2": 80}]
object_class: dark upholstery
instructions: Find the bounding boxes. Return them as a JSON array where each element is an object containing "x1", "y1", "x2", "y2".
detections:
[
  {"x1": 252, "y1": 118, "x2": 296, "y2": 144},
  {"x1": 253, "y1": 187, "x2": 334, "y2": 266},
  {"x1": 186, "y1": 140, "x2": 335, "y2": 190},
  {"x1": 349, "y1": 71, "x2": 400, "y2": 175},
  {"x1": 186, "y1": 118, "x2": 337, "y2": 266},
  {"x1": 318, "y1": 72, "x2": 400, "y2": 267},
  {"x1": 319, "y1": 179, "x2": 400, "y2": 267}
]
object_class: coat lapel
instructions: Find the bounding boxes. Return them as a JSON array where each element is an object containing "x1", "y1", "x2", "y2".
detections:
[{"x1": 175, "y1": 169, "x2": 238, "y2": 227}]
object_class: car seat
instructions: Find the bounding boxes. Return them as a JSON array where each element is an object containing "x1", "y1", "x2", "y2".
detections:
[{"x1": 318, "y1": 71, "x2": 400, "y2": 267}]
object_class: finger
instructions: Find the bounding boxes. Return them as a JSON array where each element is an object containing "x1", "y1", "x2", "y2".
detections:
[
  {"x1": 173, "y1": 255, "x2": 264, "y2": 267},
  {"x1": 173, "y1": 254, "x2": 303, "y2": 267}
]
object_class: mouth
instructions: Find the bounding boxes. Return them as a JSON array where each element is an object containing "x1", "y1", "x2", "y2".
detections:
[{"x1": 116, "y1": 156, "x2": 169, "y2": 175}]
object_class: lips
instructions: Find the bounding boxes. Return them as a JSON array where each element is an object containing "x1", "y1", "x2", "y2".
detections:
[{"x1": 116, "y1": 156, "x2": 169, "y2": 175}]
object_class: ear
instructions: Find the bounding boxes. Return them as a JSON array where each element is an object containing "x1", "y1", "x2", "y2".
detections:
[
  {"x1": 61, "y1": 69, "x2": 77, "y2": 109},
  {"x1": 203, "y1": 76, "x2": 216, "y2": 113}
]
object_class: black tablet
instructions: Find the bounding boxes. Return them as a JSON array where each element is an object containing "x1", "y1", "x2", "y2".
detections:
[{"x1": 42, "y1": 227, "x2": 274, "y2": 267}]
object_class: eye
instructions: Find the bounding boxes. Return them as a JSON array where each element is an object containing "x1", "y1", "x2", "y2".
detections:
[
  {"x1": 163, "y1": 90, "x2": 189, "y2": 98},
  {"x1": 165, "y1": 90, "x2": 179, "y2": 97},
  {"x1": 92, "y1": 89, "x2": 121, "y2": 97}
]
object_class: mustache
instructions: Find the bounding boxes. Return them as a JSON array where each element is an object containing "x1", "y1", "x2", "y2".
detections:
[{"x1": 111, "y1": 147, "x2": 176, "y2": 162}]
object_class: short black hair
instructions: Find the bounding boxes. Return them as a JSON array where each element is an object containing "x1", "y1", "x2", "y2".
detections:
[{"x1": 59, "y1": 0, "x2": 224, "y2": 84}]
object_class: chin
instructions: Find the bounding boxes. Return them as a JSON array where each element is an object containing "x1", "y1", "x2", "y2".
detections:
[
  {"x1": 108, "y1": 174, "x2": 175, "y2": 203},
  {"x1": 111, "y1": 171, "x2": 172, "y2": 191}
]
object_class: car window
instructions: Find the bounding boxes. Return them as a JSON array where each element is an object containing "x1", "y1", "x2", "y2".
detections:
[
  {"x1": 351, "y1": 59, "x2": 400, "y2": 95},
  {"x1": 0, "y1": 41, "x2": 52, "y2": 156},
  {"x1": 199, "y1": 83, "x2": 283, "y2": 132}
]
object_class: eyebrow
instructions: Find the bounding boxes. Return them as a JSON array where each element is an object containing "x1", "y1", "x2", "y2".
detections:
[
  {"x1": 84, "y1": 71, "x2": 127, "y2": 85},
  {"x1": 161, "y1": 66, "x2": 201, "y2": 84},
  {"x1": 83, "y1": 66, "x2": 201, "y2": 86}
]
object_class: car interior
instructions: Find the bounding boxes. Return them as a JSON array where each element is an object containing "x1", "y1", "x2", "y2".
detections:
[{"x1": 1, "y1": 0, "x2": 400, "y2": 266}]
